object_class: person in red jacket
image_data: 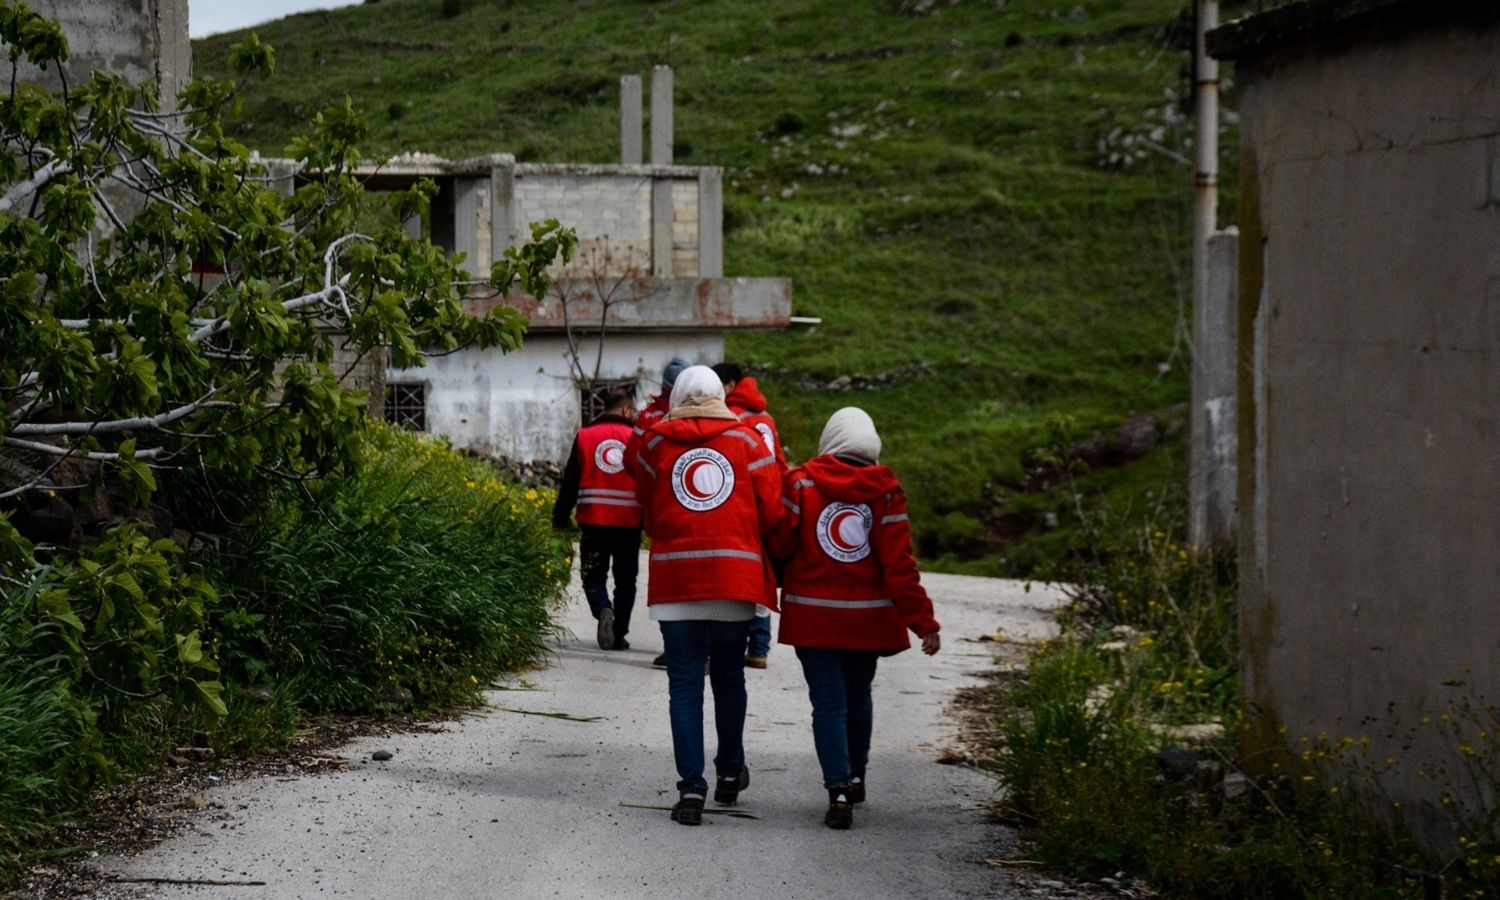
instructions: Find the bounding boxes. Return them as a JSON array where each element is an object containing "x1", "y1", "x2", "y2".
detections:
[
  {"x1": 712, "y1": 361, "x2": 787, "y2": 671},
  {"x1": 634, "y1": 365, "x2": 783, "y2": 825},
  {"x1": 623, "y1": 355, "x2": 691, "y2": 668},
  {"x1": 552, "y1": 389, "x2": 643, "y2": 651},
  {"x1": 769, "y1": 406, "x2": 941, "y2": 830}
]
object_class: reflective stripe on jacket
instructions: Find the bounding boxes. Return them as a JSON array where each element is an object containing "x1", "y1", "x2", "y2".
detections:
[
  {"x1": 575, "y1": 421, "x2": 642, "y2": 527},
  {"x1": 770, "y1": 457, "x2": 939, "y2": 652},
  {"x1": 635, "y1": 416, "x2": 783, "y2": 610}
]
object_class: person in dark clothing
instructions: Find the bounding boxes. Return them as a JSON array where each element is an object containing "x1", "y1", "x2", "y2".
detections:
[{"x1": 553, "y1": 389, "x2": 644, "y2": 651}]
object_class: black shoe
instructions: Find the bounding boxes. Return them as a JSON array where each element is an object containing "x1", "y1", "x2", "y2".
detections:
[
  {"x1": 670, "y1": 792, "x2": 705, "y2": 826},
  {"x1": 713, "y1": 767, "x2": 750, "y2": 805},
  {"x1": 849, "y1": 770, "x2": 865, "y2": 804},
  {"x1": 825, "y1": 788, "x2": 854, "y2": 829},
  {"x1": 652, "y1": 653, "x2": 667, "y2": 668},
  {"x1": 612, "y1": 638, "x2": 631, "y2": 651},
  {"x1": 596, "y1": 608, "x2": 614, "y2": 650}
]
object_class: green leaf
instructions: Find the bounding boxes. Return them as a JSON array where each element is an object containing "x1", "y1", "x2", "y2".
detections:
[
  {"x1": 193, "y1": 678, "x2": 228, "y2": 718},
  {"x1": 176, "y1": 629, "x2": 204, "y2": 665}
]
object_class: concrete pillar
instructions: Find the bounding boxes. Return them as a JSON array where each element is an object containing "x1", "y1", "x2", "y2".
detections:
[
  {"x1": 490, "y1": 162, "x2": 516, "y2": 264},
  {"x1": 650, "y1": 65, "x2": 673, "y2": 166},
  {"x1": 697, "y1": 167, "x2": 723, "y2": 278},
  {"x1": 651, "y1": 178, "x2": 674, "y2": 277},
  {"x1": 155, "y1": 0, "x2": 190, "y2": 116},
  {"x1": 452, "y1": 177, "x2": 486, "y2": 274},
  {"x1": 259, "y1": 156, "x2": 298, "y2": 197},
  {"x1": 1189, "y1": 227, "x2": 1239, "y2": 547},
  {"x1": 620, "y1": 75, "x2": 643, "y2": 166}
]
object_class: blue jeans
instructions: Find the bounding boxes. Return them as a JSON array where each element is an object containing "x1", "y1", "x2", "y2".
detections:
[
  {"x1": 747, "y1": 614, "x2": 772, "y2": 658},
  {"x1": 659, "y1": 619, "x2": 752, "y2": 793},
  {"x1": 795, "y1": 647, "x2": 879, "y2": 790}
]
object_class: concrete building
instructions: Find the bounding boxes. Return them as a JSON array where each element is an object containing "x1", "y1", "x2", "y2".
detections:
[
  {"x1": 1209, "y1": 0, "x2": 1500, "y2": 848},
  {"x1": 284, "y1": 149, "x2": 791, "y2": 463}
]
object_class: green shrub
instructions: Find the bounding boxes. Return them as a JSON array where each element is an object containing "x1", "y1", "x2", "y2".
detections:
[
  {"x1": 990, "y1": 508, "x2": 1497, "y2": 897},
  {"x1": 203, "y1": 422, "x2": 570, "y2": 712},
  {"x1": 0, "y1": 569, "x2": 98, "y2": 873},
  {"x1": 994, "y1": 647, "x2": 1163, "y2": 877}
]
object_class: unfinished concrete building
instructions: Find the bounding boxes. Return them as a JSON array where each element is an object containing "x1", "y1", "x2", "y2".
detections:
[{"x1": 281, "y1": 70, "x2": 792, "y2": 463}]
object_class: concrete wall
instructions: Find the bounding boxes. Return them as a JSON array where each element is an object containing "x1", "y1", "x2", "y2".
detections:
[
  {"x1": 390, "y1": 334, "x2": 724, "y2": 462},
  {"x1": 510, "y1": 165, "x2": 704, "y2": 279},
  {"x1": 1189, "y1": 229, "x2": 1239, "y2": 547},
  {"x1": 1229, "y1": 17, "x2": 1500, "y2": 847},
  {"x1": 22, "y1": 0, "x2": 190, "y2": 113}
]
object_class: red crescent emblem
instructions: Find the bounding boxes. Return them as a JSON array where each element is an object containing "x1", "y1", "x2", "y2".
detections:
[
  {"x1": 602, "y1": 445, "x2": 622, "y2": 468},
  {"x1": 684, "y1": 459, "x2": 715, "y2": 500},
  {"x1": 828, "y1": 509, "x2": 862, "y2": 551}
]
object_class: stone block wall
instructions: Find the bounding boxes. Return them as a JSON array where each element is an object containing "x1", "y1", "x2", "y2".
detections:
[{"x1": 510, "y1": 165, "x2": 702, "y2": 278}]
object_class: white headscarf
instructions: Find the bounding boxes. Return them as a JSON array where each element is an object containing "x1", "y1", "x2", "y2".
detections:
[
  {"x1": 665, "y1": 365, "x2": 737, "y2": 421},
  {"x1": 818, "y1": 407, "x2": 882, "y2": 463},
  {"x1": 669, "y1": 365, "x2": 724, "y2": 408}
]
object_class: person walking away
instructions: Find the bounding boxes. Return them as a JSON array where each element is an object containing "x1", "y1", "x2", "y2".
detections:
[
  {"x1": 628, "y1": 356, "x2": 692, "y2": 668},
  {"x1": 712, "y1": 362, "x2": 786, "y2": 670},
  {"x1": 770, "y1": 407, "x2": 941, "y2": 830},
  {"x1": 634, "y1": 366, "x2": 783, "y2": 825},
  {"x1": 552, "y1": 389, "x2": 644, "y2": 651},
  {"x1": 626, "y1": 355, "x2": 691, "y2": 478}
]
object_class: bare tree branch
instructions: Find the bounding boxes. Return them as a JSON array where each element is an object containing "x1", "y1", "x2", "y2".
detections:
[
  {"x1": 3, "y1": 436, "x2": 164, "y2": 461},
  {"x1": 10, "y1": 395, "x2": 234, "y2": 436},
  {"x1": 0, "y1": 157, "x2": 71, "y2": 212}
]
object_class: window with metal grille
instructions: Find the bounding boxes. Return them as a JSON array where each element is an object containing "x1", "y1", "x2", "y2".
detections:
[
  {"x1": 579, "y1": 378, "x2": 637, "y2": 426},
  {"x1": 385, "y1": 383, "x2": 427, "y2": 431}
]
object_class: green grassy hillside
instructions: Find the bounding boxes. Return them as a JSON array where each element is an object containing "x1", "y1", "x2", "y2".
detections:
[{"x1": 195, "y1": 0, "x2": 1201, "y2": 575}]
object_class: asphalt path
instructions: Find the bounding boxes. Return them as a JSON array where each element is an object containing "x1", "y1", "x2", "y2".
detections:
[{"x1": 95, "y1": 553, "x2": 1066, "y2": 900}]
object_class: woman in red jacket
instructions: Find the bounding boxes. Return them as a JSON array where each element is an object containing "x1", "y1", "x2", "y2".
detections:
[
  {"x1": 771, "y1": 407, "x2": 941, "y2": 830},
  {"x1": 634, "y1": 365, "x2": 783, "y2": 825}
]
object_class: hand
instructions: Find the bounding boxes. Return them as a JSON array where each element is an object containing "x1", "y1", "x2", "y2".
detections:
[{"x1": 921, "y1": 632, "x2": 940, "y2": 656}]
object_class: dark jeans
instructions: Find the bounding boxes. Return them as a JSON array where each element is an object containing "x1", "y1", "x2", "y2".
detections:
[
  {"x1": 659, "y1": 618, "x2": 752, "y2": 793},
  {"x1": 747, "y1": 614, "x2": 772, "y2": 658},
  {"x1": 795, "y1": 647, "x2": 879, "y2": 790},
  {"x1": 579, "y1": 526, "x2": 640, "y2": 645}
]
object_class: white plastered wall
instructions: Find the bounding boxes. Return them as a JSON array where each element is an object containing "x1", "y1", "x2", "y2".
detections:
[{"x1": 389, "y1": 334, "x2": 724, "y2": 462}]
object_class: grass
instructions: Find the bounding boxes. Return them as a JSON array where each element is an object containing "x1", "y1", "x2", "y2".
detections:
[{"x1": 193, "y1": 0, "x2": 1203, "y2": 575}]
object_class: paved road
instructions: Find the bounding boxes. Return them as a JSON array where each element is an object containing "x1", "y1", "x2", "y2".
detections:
[{"x1": 96, "y1": 555, "x2": 1065, "y2": 899}]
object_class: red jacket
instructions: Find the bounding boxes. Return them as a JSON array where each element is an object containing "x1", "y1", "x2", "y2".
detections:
[
  {"x1": 552, "y1": 414, "x2": 643, "y2": 529},
  {"x1": 623, "y1": 394, "x2": 670, "y2": 480},
  {"x1": 770, "y1": 456, "x2": 939, "y2": 652},
  {"x1": 575, "y1": 420, "x2": 643, "y2": 527},
  {"x1": 725, "y1": 377, "x2": 786, "y2": 467},
  {"x1": 635, "y1": 415, "x2": 783, "y2": 610}
]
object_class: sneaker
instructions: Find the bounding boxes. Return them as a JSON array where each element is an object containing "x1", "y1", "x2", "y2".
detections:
[
  {"x1": 848, "y1": 770, "x2": 865, "y2": 804},
  {"x1": 670, "y1": 792, "x2": 705, "y2": 826},
  {"x1": 745, "y1": 655, "x2": 768, "y2": 669},
  {"x1": 825, "y1": 788, "x2": 854, "y2": 830},
  {"x1": 612, "y1": 638, "x2": 631, "y2": 651},
  {"x1": 713, "y1": 767, "x2": 750, "y2": 805},
  {"x1": 596, "y1": 608, "x2": 614, "y2": 650},
  {"x1": 652, "y1": 653, "x2": 668, "y2": 668}
]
